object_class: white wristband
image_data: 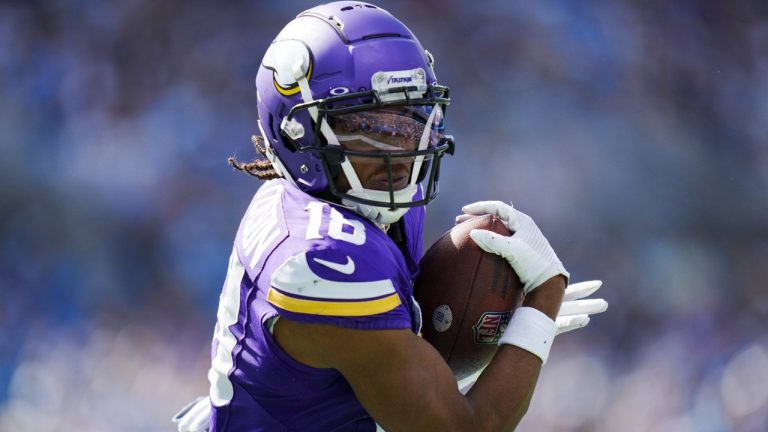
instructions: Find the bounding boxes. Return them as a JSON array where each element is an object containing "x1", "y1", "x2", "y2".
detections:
[{"x1": 498, "y1": 307, "x2": 557, "y2": 364}]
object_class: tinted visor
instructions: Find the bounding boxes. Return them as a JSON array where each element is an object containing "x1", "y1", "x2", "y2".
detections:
[{"x1": 328, "y1": 105, "x2": 444, "y2": 154}]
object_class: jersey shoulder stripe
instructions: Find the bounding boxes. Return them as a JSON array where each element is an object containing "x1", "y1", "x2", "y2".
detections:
[
  {"x1": 268, "y1": 251, "x2": 402, "y2": 316},
  {"x1": 272, "y1": 253, "x2": 397, "y2": 300},
  {"x1": 267, "y1": 288, "x2": 401, "y2": 317}
]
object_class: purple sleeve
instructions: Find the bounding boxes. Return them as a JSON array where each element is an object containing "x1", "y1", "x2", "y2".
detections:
[
  {"x1": 259, "y1": 187, "x2": 416, "y2": 331},
  {"x1": 264, "y1": 241, "x2": 414, "y2": 330}
]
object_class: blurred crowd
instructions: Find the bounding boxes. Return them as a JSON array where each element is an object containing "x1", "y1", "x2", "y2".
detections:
[{"x1": 1, "y1": 0, "x2": 766, "y2": 430}]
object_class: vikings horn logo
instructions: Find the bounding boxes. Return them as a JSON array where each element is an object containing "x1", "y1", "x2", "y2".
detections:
[{"x1": 261, "y1": 39, "x2": 314, "y2": 96}]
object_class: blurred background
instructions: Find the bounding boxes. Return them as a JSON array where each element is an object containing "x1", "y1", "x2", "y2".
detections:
[{"x1": 1, "y1": 0, "x2": 767, "y2": 430}]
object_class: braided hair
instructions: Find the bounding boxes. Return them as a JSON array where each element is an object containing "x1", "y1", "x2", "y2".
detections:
[{"x1": 228, "y1": 135, "x2": 281, "y2": 180}]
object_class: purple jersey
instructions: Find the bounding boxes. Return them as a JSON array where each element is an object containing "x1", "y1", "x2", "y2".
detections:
[{"x1": 207, "y1": 179, "x2": 424, "y2": 431}]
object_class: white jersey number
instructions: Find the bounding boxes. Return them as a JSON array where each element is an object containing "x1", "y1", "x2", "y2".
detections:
[
  {"x1": 304, "y1": 201, "x2": 366, "y2": 245},
  {"x1": 208, "y1": 184, "x2": 283, "y2": 406},
  {"x1": 208, "y1": 248, "x2": 244, "y2": 406}
]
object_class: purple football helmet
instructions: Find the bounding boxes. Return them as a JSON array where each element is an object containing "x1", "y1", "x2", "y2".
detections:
[{"x1": 255, "y1": 1, "x2": 454, "y2": 224}]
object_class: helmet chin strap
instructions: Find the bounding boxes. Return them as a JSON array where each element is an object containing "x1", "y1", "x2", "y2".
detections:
[{"x1": 341, "y1": 185, "x2": 418, "y2": 225}]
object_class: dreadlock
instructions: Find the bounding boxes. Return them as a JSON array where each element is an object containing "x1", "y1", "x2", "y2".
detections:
[{"x1": 228, "y1": 135, "x2": 282, "y2": 180}]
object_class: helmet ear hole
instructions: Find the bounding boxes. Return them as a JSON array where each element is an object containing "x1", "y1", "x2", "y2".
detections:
[
  {"x1": 278, "y1": 132, "x2": 299, "y2": 153},
  {"x1": 268, "y1": 113, "x2": 276, "y2": 142}
]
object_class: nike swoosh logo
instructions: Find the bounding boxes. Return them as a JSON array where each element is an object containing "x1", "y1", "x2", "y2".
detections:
[{"x1": 313, "y1": 256, "x2": 355, "y2": 275}]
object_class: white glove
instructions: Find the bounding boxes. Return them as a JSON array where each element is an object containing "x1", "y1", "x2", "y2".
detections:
[
  {"x1": 172, "y1": 395, "x2": 211, "y2": 432},
  {"x1": 461, "y1": 201, "x2": 569, "y2": 293},
  {"x1": 555, "y1": 280, "x2": 608, "y2": 335}
]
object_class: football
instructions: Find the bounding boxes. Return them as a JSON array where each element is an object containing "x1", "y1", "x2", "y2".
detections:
[{"x1": 414, "y1": 214, "x2": 524, "y2": 380}]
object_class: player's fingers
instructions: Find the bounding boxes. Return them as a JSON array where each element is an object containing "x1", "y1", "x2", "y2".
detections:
[
  {"x1": 462, "y1": 201, "x2": 519, "y2": 231},
  {"x1": 460, "y1": 201, "x2": 513, "y2": 220},
  {"x1": 455, "y1": 214, "x2": 474, "y2": 225},
  {"x1": 469, "y1": 229, "x2": 515, "y2": 257},
  {"x1": 559, "y1": 299, "x2": 608, "y2": 316},
  {"x1": 555, "y1": 315, "x2": 590, "y2": 335},
  {"x1": 461, "y1": 200, "x2": 505, "y2": 216},
  {"x1": 563, "y1": 280, "x2": 603, "y2": 301}
]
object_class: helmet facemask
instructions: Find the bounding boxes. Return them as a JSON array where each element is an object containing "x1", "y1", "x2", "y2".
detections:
[{"x1": 282, "y1": 83, "x2": 454, "y2": 224}]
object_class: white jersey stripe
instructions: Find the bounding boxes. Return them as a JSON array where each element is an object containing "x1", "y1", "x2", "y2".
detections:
[{"x1": 271, "y1": 253, "x2": 396, "y2": 300}]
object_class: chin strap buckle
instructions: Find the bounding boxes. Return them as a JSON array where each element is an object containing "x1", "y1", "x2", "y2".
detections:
[{"x1": 280, "y1": 117, "x2": 305, "y2": 141}]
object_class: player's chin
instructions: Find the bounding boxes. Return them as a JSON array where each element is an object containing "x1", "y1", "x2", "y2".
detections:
[{"x1": 366, "y1": 175, "x2": 410, "y2": 191}]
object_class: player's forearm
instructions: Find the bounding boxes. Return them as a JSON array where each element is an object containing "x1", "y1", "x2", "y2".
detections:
[
  {"x1": 464, "y1": 277, "x2": 566, "y2": 430},
  {"x1": 522, "y1": 276, "x2": 567, "y2": 320},
  {"x1": 464, "y1": 344, "x2": 542, "y2": 431}
]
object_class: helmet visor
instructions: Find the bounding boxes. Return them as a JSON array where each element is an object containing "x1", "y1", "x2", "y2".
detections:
[
  {"x1": 328, "y1": 105, "x2": 444, "y2": 153},
  {"x1": 327, "y1": 105, "x2": 443, "y2": 191}
]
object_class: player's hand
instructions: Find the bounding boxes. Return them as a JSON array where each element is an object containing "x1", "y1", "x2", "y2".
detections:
[
  {"x1": 172, "y1": 395, "x2": 210, "y2": 432},
  {"x1": 460, "y1": 280, "x2": 608, "y2": 386},
  {"x1": 459, "y1": 201, "x2": 569, "y2": 293},
  {"x1": 556, "y1": 280, "x2": 608, "y2": 335}
]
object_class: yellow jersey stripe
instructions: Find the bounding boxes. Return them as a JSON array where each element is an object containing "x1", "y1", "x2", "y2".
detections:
[{"x1": 267, "y1": 288, "x2": 401, "y2": 317}]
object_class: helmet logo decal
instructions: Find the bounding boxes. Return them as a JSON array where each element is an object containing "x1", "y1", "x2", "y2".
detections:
[
  {"x1": 371, "y1": 68, "x2": 427, "y2": 102},
  {"x1": 261, "y1": 39, "x2": 314, "y2": 96},
  {"x1": 387, "y1": 76, "x2": 412, "y2": 85},
  {"x1": 329, "y1": 86, "x2": 350, "y2": 96}
]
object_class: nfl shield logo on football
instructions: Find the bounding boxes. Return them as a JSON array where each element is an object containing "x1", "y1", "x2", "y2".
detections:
[{"x1": 473, "y1": 311, "x2": 512, "y2": 344}]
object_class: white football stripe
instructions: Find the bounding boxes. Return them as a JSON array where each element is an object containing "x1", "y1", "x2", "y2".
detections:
[{"x1": 272, "y1": 253, "x2": 396, "y2": 300}]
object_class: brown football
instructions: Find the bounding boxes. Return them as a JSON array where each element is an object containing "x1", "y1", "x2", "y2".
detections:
[{"x1": 414, "y1": 214, "x2": 524, "y2": 380}]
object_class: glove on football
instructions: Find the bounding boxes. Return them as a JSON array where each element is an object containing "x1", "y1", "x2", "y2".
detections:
[{"x1": 461, "y1": 201, "x2": 569, "y2": 293}]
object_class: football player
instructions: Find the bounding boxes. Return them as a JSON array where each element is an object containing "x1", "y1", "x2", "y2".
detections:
[{"x1": 174, "y1": 2, "x2": 607, "y2": 431}]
